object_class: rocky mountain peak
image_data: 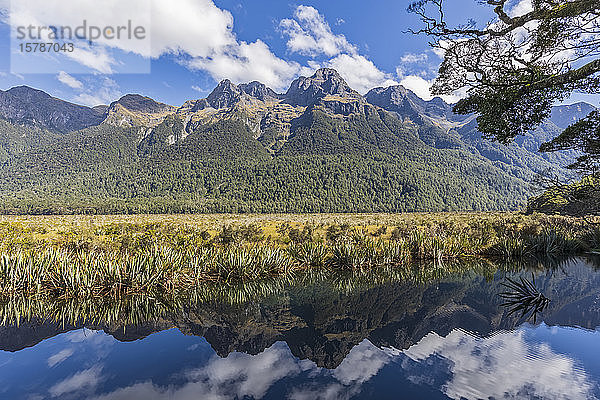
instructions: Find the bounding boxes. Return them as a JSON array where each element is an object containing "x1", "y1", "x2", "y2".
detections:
[
  {"x1": 0, "y1": 85, "x2": 105, "y2": 132},
  {"x1": 310, "y1": 67, "x2": 341, "y2": 80},
  {"x1": 238, "y1": 81, "x2": 280, "y2": 102},
  {"x1": 284, "y1": 68, "x2": 361, "y2": 106},
  {"x1": 213, "y1": 79, "x2": 238, "y2": 92},
  {"x1": 366, "y1": 85, "x2": 423, "y2": 107},
  {"x1": 6, "y1": 86, "x2": 52, "y2": 102},
  {"x1": 365, "y1": 85, "x2": 427, "y2": 122},
  {"x1": 206, "y1": 79, "x2": 247, "y2": 109},
  {"x1": 111, "y1": 94, "x2": 174, "y2": 114},
  {"x1": 366, "y1": 85, "x2": 464, "y2": 122},
  {"x1": 105, "y1": 94, "x2": 176, "y2": 128},
  {"x1": 424, "y1": 96, "x2": 454, "y2": 119}
]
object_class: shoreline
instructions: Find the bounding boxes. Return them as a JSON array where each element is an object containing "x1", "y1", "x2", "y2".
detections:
[{"x1": 0, "y1": 213, "x2": 598, "y2": 298}]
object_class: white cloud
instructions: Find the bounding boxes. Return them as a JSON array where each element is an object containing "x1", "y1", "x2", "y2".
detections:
[
  {"x1": 509, "y1": 0, "x2": 533, "y2": 18},
  {"x1": 405, "y1": 328, "x2": 595, "y2": 400},
  {"x1": 280, "y1": 6, "x2": 356, "y2": 57},
  {"x1": 74, "y1": 77, "x2": 121, "y2": 106},
  {"x1": 47, "y1": 348, "x2": 75, "y2": 367},
  {"x1": 91, "y1": 340, "x2": 391, "y2": 400},
  {"x1": 2, "y1": 1, "x2": 462, "y2": 98},
  {"x1": 280, "y1": 6, "x2": 396, "y2": 94},
  {"x1": 396, "y1": 68, "x2": 462, "y2": 103},
  {"x1": 400, "y1": 53, "x2": 429, "y2": 63},
  {"x1": 57, "y1": 71, "x2": 83, "y2": 89},
  {"x1": 92, "y1": 342, "x2": 304, "y2": 400},
  {"x1": 191, "y1": 342, "x2": 302, "y2": 399},
  {"x1": 149, "y1": 0, "x2": 235, "y2": 59},
  {"x1": 397, "y1": 74, "x2": 436, "y2": 100},
  {"x1": 3, "y1": 0, "x2": 298, "y2": 89},
  {"x1": 49, "y1": 366, "x2": 103, "y2": 397},
  {"x1": 191, "y1": 85, "x2": 204, "y2": 93},
  {"x1": 186, "y1": 40, "x2": 301, "y2": 92},
  {"x1": 289, "y1": 383, "x2": 358, "y2": 400},
  {"x1": 322, "y1": 54, "x2": 397, "y2": 94},
  {"x1": 333, "y1": 340, "x2": 390, "y2": 385},
  {"x1": 90, "y1": 382, "x2": 171, "y2": 400},
  {"x1": 66, "y1": 46, "x2": 117, "y2": 75},
  {"x1": 7, "y1": 0, "x2": 151, "y2": 73},
  {"x1": 153, "y1": 1, "x2": 301, "y2": 91},
  {"x1": 290, "y1": 340, "x2": 389, "y2": 400}
]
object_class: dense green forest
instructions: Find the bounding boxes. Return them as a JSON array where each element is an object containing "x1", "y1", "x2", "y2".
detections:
[
  {"x1": 0, "y1": 71, "x2": 588, "y2": 215},
  {"x1": 0, "y1": 108, "x2": 531, "y2": 214}
]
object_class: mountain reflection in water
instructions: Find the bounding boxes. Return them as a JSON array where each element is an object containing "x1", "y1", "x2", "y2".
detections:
[{"x1": 1, "y1": 257, "x2": 600, "y2": 399}]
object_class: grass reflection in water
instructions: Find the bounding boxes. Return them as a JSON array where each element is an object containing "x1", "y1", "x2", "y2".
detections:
[{"x1": 0, "y1": 256, "x2": 570, "y2": 328}]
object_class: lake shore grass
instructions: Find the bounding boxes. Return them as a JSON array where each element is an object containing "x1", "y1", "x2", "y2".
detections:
[{"x1": 0, "y1": 212, "x2": 598, "y2": 299}]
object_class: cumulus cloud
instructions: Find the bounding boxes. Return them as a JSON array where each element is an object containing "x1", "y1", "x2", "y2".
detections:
[
  {"x1": 3, "y1": 1, "x2": 455, "y2": 98},
  {"x1": 66, "y1": 46, "x2": 118, "y2": 75},
  {"x1": 289, "y1": 340, "x2": 390, "y2": 400},
  {"x1": 92, "y1": 342, "x2": 305, "y2": 400},
  {"x1": 289, "y1": 383, "x2": 358, "y2": 400},
  {"x1": 280, "y1": 6, "x2": 397, "y2": 94},
  {"x1": 7, "y1": 0, "x2": 151, "y2": 73},
  {"x1": 149, "y1": 0, "x2": 235, "y2": 59},
  {"x1": 186, "y1": 40, "x2": 301, "y2": 92},
  {"x1": 322, "y1": 54, "x2": 397, "y2": 94},
  {"x1": 280, "y1": 5, "x2": 356, "y2": 57},
  {"x1": 395, "y1": 67, "x2": 461, "y2": 103},
  {"x1": 152, "y1": 1, "x2": 300, "y2": 91},
  {"x1": 192, "y1": 342, "x2": 308, "y2": 399},
  {"x1": 333, "y1": 340, "x2": 390, "y2": 385},
  {"x1": 509, "y1": 0, "x2": 533, "y2": 18},
  {"x1": 397, "y1": 74, "x2": 437, "y2": 101},
  {"x1": 404, "y1": 328, "x2": 595, "y2": 400},
  {"x1": 2, "y1": 0, "x2": 299, "y2": 90},
  {"x1": 91, "y1": 340, "x2": 391, "y2": 400}
]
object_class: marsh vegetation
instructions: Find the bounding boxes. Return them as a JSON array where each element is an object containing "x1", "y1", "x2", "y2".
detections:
[{"x1": 0, "y1": 213, "x2": 598, "y2": 300}]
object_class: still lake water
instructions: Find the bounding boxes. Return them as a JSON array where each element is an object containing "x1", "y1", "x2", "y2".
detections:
[{"x1": 2, "y1": 258, "x2": 600, "y2": 399}]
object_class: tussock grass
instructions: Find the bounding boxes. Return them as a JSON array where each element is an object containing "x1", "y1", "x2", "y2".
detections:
[{"x1": 0, "y1": 213, "x2": 597, "y2": 298}]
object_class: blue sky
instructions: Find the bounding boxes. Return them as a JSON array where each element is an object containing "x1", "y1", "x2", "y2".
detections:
[{"x1": 0, "y1": 0, "x2": 597, "y2": 108}]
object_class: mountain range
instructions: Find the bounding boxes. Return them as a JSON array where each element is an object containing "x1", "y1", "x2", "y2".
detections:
[{"x1": 0, "y1": 68, "x2": 593, "y2": 214}]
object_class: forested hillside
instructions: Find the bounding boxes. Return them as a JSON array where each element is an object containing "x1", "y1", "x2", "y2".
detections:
[{"x1": 0, "y1": 69, "x2": 591, "y2": 214}]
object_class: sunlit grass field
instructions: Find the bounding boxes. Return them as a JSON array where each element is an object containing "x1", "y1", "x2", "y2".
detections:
[
  {"x1": 1, "y1": 212, "x2": 597, "y2": 250},
  {"x1": 0, "y1": 212, "x2": 598, "y2": 300}
]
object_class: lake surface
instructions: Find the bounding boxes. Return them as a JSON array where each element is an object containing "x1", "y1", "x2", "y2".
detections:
[{"x1": 2, "y1": 257, "x2": 600, "y2": 399}]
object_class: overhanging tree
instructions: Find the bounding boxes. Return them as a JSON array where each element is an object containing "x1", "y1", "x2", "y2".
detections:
[{"x1": 409, "y1": 0, "x2": 600, "y2": 174}]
